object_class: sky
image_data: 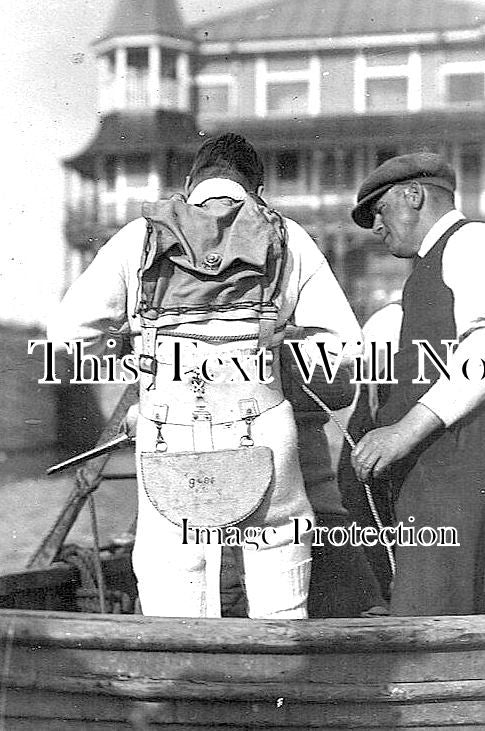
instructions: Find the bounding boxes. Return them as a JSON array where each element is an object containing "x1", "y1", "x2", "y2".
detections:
[
  {"x1": 0, "y1": 0, "x2": 262, "y2": 328},
  {"x1": 1, "y1": 0, "x2": 484, "y2": 327}
]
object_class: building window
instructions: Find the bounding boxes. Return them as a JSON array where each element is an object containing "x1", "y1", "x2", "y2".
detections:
[
  {"x1": 446, "y1": 73, "x2": 485, "y2": 104},
  {"x1": 161, "y1": 48, "x2": 177, "y2": 79},
  {"x1": 105, "y1": 50, "x2": 115, "y2": 77},
  {"x1": 125, "y1": 154, "x2": 150, "y2": 188},
  {"x1": 256, "y1": 56, "x2": 320, "y2": 117},
  {"x1": 127, "y1": 47, "x2": 148, "y2": 70},
  {"x1": 341, "y1": 149, "x2": 357, "y2": 188},
  {"x1": 276, "y1": 151, "x2": 299, "y2": 182},
  {"x1": 355, "y1": 51, "x2": 420, "y2": 113},
  {"x1": 105, "y1": 202, "x2": 117, "y2": 226},
  {"x1": 320, "y1": 151, "x2": 337, "y2": 189},
  {"x1": 366, "y1": 77, "x2": 408, "y2": 112},
  {"x1": 105, "y1": 156, "x2": 119, "y2": 192},
  {"x1": 272, "y1": 150, "x2": 305, "y2": 195},
  {"x1": 320, "y1": 149, "x2": 357, "y2": 190},
  {"x1": 267, "y1": 81, "x2": 309, "y2": 116},
  {"x1": 126, "y1": 46, "x2": 149, "y2": 107},
  {"x1": 196, "y1": 74, "x2": 234, "y2": 115},
  {"x1": 459, "y1": 143, "x2": 482, "y2": 216},
  {"x1": 166, "y1": 150, "x2": 192, "y2": 189},
  {"x1": 198, "y1": 85, "x2": 229, "y2": 114}
]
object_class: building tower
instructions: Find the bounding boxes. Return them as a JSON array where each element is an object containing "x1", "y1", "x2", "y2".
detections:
[
  {"x1": 64, "y1": 0, "x2": 485, "y2": 319},
  {"x1": 64, "y1": 0, "x2": 198, "y2": 274}
]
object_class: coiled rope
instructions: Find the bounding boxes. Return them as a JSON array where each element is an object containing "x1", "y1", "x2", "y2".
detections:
[{"x1": 59, "y1": 544, "x2": 135, "y2": 614}]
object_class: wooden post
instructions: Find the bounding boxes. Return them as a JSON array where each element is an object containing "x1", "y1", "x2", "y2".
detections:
[{"x1": 27, "y1": 384, "x2": 138, "y2": 570}]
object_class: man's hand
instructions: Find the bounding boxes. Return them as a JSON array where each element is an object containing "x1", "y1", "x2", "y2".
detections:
[{"x1": 351, "y1": 403, "x2": 443, "y2": 482}]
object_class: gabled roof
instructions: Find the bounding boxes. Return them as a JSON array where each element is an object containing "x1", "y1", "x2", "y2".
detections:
[
  {"x1": 193, "y1": 0, "x2": 485, "y2": 43},
  {"x1": 101, "y1": 0, "x2": 189, "y2": 42}
]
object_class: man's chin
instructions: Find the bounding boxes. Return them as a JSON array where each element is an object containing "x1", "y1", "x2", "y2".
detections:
[{"x1": 390, "y1": 248, "x2": 413, "y2": 259}]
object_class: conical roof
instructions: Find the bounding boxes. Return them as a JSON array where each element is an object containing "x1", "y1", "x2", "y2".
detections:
[{"x1": 101, "y1": 0, "x2": 189, "y2": 42}]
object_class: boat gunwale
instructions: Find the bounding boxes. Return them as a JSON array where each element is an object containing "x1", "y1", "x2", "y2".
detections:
[{"x1": 1, "y1": 609, "x2": 485, "y2": 655}]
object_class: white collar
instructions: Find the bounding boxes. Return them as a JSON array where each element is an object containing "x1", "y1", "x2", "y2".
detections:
[
  {"x1": 187, "y1": 178, "x2": 248, "y2": 205},
  {"x1": 418, "y1": 209, "x2": 466, "y2": 258}
]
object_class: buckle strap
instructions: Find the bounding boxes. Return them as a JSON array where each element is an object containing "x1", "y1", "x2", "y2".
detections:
[
  {"x1": 140, "y1": 394, "x2": 283, "y2": 427},
  {"x1": 139, "y1": 326, "x2": 158, "y2": 388}
]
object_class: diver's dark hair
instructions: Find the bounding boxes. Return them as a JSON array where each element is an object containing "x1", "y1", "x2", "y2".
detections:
[{"x1": 188, "y1": 133, "x2": 264, "y2": 191}]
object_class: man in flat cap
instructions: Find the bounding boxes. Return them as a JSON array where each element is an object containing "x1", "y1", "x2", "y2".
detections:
[{"x1": 350, "y1": 151, "x2": 485, "y2": 616}]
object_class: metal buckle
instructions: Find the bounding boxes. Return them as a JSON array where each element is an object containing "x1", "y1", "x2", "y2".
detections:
[
  {"x1": 192, "y1": 406, "x2": 212, "y2": 423},
  {"x1": 139, "y1": 354, "x2": 157, "y2": 376},
  {"x1": 238, "y1": 399, "x2": 259, "y2": 448},
  {"x1": 238, "y1": 398, "x2": 260, "y2": 420}
]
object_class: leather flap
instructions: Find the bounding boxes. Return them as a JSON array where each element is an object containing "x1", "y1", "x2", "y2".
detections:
[{"x1": 140, "y1": 447, "x2": 273, "y2": 528}]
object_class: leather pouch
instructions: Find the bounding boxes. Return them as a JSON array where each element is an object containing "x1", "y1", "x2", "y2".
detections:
[{"x1": 140, "y1": 446, "x2": 274, "y2": 528}]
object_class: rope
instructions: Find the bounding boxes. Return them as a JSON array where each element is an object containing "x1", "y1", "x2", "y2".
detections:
[
  {"x1": 300, "y1": 383, "x2": 397, "y2": 577},
  {"x1": 154, "y1": 331, "x2": 259, "y2": 343},
  {"x1": 59, "y1": 544, "x2": 134, "y2": 614},
  {"x1": 88, "y1": 494, "x2": 106, "y2": 613},
  {"x1": 153, "y1": 323, "x2": 285, "y2": 344}
]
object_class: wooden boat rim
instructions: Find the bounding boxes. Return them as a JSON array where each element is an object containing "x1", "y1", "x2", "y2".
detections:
[{"x1": 1, "y1": 609, "x2": 485, "y2": 654}]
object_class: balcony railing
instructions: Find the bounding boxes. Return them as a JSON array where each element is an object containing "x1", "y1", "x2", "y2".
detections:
[{"x1": 126, "y1": 74, "x2": 149, "y2": 108}]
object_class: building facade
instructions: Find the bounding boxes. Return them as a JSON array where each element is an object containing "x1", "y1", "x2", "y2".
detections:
[{"x1": 65, "y1": 0, "x2": 485, "y2": 320}]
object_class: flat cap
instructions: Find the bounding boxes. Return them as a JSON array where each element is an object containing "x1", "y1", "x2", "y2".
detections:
[{"x1": 351, "y1": 152, "x2": 456, "y2": 229}]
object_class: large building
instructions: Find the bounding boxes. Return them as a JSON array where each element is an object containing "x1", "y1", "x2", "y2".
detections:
[{"x1": 65, "y1": 0, "x2": 485, "y2": 319}]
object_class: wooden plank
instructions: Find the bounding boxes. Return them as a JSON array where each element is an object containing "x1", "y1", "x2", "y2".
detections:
[
  {"x1": 2, "y1": 688, "x2": 131, "y2": 725},
  {"x1": 2, "y1": 610, "x2": 485, "y2": 654},
  {"x1": 6, "y1": 694, "x2": 485, "y2": 728},
  {"x1": 4, "y1": 686, "x2": 485, "y2": 728},
  {"x1": 5, "y1": 667, "x2": 485, "y2": 704},
  {"x1": 7, "y1": 646, "x2": 485, "y2": 688},
  {"x1": 4, "y1": 722, "x2": 128, "y2": 731}
]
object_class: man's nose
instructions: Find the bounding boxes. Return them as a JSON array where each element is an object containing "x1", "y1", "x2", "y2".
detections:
[{"x1": 372, "y1": 214, "x2": 384, "y2": 237}]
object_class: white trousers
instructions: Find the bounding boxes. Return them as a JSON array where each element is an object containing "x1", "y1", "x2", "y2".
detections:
[
  {"x1": 132, "y1": 510, "x2": 312, "y2": 618},
  {"x1": 132, "y1": 403, "x2": 314, "y2": 619}
]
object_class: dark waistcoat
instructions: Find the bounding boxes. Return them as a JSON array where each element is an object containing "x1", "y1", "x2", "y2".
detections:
[
  {"x1": 378, "y1": 219, "x2": 469, "y2": 428},
  {"x1": 376, "y1": 219, "x2": 485, "y2": 501}
]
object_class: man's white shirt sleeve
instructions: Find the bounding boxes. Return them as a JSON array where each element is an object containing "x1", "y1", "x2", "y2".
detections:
[{"x1": 419, "y1": 221, "x2": 485, "y2": 426}]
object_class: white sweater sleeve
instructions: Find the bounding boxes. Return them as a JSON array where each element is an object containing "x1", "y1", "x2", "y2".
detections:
[{"x1": 47, "y1": 218, "x2": 145, "y2": 355}]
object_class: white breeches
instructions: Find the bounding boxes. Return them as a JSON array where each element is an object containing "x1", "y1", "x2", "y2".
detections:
[
  {"x1": 132, "y1": 401, "x2": 314, "y2": 619},
  {"x1": 132, "y1": 509, "x2": 312, "y2": 618}
]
